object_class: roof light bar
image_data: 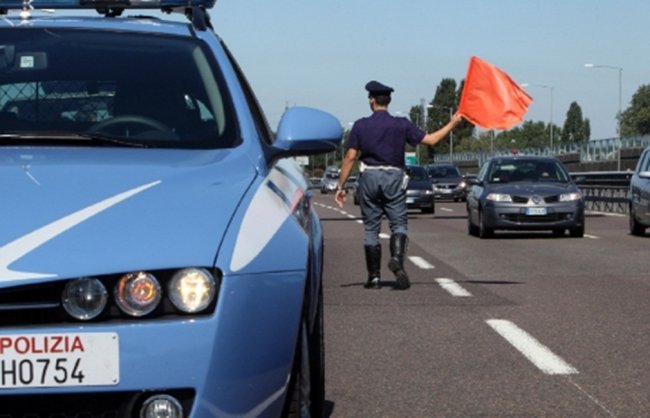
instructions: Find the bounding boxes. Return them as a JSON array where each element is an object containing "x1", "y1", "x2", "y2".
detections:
[{"x1": 0, "y1": 0, "x2": 216, "y2": 10}]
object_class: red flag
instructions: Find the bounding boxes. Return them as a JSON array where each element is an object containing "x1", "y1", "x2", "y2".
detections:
[{"x1": 458, "y1": 56, "x2": 533, "y2": 130}]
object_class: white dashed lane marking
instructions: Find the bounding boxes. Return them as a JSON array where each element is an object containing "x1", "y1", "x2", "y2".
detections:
[
  {"x1": 486, "y1": 319, "x2": 579, "y2": 375},
  {"x1": 408, "y1": 256, "x2": 434, "y2": 270},
  {"x1": 316, "y1": 202, "x2": 583, "y2": 388},
  {"x1": 435, "y1": 278, "x2": 472, "y2": 297}
]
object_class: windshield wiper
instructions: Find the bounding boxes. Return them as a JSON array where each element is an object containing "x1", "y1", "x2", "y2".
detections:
[{"x1": 0, "y1": 132, "x2": 147, "y2": 148}]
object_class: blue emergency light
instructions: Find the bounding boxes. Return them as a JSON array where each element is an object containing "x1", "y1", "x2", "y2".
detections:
[{"x1": 0, "y1": 0, "x2": 216, "y2": 10}]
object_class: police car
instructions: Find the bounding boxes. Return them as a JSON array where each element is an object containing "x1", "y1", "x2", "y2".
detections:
[{"x1": 0, "y1": 0, "x2": 342, "y2": 416}]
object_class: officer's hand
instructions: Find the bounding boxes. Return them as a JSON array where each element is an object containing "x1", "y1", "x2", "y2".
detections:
[
  {"x1": 335, "y1": 189, "x2": 347, "y2": 208},
  {"x1": 451, "y1": 112, "x2": 464, "y2": 126}
]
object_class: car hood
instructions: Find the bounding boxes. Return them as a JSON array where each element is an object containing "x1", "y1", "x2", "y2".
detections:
[
  {"x1": 487, "y1": 181, "x2": 577, "y2": 196},
  {"x1": 0, "y1": 148, "x2": 255, "y2": 287}
]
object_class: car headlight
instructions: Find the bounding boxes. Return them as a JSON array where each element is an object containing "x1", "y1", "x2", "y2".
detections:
[
  {"x1": 168, "y1": 268, "x2": 216, "y2": 313},
  {"x1": 61, "y1": 278, "x2": 108, "y2": 320},
  {"x1": 486, "y1": 193, "x2": 512, "y2": 202},
  {"x1": 114, "y1": 272, "x2": 162, "y2": 317},
  {"x1": 458, "y1": 181, "x2": 467, "y2": 189},
  {"x1": 559, "y1": 192, "x2": 582, "y2": 202},
  {"x1": 425, "y1": 189, "x2": 433, "y2": 195}
]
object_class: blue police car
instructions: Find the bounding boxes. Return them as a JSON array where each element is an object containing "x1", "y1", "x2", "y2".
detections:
[{"x1": 0, "y1": 0, "x2": 342, "y2": 416}]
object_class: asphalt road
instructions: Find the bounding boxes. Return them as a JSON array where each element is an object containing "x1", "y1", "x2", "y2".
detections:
[{"x1": 314, "y1": 193, "x2": 650, "y2": 418}]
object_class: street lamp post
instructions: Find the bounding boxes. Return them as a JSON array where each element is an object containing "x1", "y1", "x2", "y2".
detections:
[
  {"x1": 584, "y1": 63, "x2": 623, "y2": 171},
  {"x1": 429, "y1": 104, "x2": 454, "y2": 162},
  {"x1": 521, "y1": 83, "x2": 554, "y2": 149}
]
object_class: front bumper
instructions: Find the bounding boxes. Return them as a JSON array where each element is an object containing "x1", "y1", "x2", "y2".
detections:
[
  {"x1": 482, "y1": 201, "x2": 584, "y2": 230},
  {"x1": 433, "y1": 186, "x2": 466, "y2": 200},
  {"x1": 0, "y1": 270, "x2": 306, "y2": 417},
  {"x1": 406, "y1": 193, "x2": 435, "y2": 210}
]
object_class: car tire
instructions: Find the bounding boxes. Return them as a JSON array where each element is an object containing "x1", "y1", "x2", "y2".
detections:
[
  {"x1": 284, "y1": 317, "x2": 313, "y2": 418},
  {"x1": 467, "y1": 210, "x2": 479, "y2": 236},
  {"x1": 421, "y1": 207, "x2": 434, "y2": 214},
  {"x1": 308, "y1": 284, "x2": 325, "y2": 417},
  {"x1": 284, "y1": 286, "x2": 325, "y2": 418},
  {"x1": 478, "y1": 209, "x2": 493, "y2": 239},
  {"x1": 629, "y1": 207, "x2": 646, "y2": 236},
  {"x1": 569, "y1": 225, "x2": 584, "y2": 238}
]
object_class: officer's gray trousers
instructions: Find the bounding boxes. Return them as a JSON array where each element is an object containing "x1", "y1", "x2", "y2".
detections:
[{"x1": 358, "y1": 168, "x2": 407, "y2": 246}]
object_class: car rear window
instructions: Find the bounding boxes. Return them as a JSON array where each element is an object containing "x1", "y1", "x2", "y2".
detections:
[{"x1": 0, "y1": 27, "x2": 238, "y2": 149}]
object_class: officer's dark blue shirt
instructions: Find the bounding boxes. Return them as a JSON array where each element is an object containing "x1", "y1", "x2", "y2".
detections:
[{"x1": 347, "y1": 110, "x2": 425, "y2": 168}]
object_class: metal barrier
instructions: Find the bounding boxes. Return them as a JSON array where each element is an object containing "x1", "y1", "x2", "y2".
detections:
[
  {"x1": 435, "y1": 135, "x2": 650, "y2": 166},
  {"x1": 572, "y1": 171, "x2": 632, "y2": 214}
]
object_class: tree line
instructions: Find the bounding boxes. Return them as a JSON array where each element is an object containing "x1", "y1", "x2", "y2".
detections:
[{"x1": 407, "y1": 78, "x2": 650, "y2": 165}]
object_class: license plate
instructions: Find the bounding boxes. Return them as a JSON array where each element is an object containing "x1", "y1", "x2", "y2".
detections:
[
  {"x1": 525, "y1": 207, "x2": 547, "y2": 216},
  {"x1": 0, "y1": 332, "x2": 119, "y2": 388}
]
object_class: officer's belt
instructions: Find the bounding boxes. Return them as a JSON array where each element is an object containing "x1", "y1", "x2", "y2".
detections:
[{"x1": 364, "y1": 165, "x2": 402, "y2": 171}]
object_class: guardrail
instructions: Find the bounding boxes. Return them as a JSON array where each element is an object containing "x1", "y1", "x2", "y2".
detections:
[{"x1": 572, "y1": 171, "x2": 632, "y2": 214}]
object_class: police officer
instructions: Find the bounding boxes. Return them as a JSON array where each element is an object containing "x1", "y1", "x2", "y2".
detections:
[{"x1": 335, "y1": 80, "x2": 462, "y2": 290}]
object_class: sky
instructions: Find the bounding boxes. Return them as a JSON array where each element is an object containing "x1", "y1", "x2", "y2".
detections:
[{"x1": 209, "y1": 0, "x2": 650, "y2": 140}]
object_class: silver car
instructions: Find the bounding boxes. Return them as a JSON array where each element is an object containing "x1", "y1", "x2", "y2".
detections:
[{"x1": 629, "y1": 146, "x2": 650, "y2": 236}]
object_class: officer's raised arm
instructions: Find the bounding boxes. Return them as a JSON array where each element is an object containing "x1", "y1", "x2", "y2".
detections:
[{"x1": 420, "y1": 112, "x2": 463, "y2": 147}]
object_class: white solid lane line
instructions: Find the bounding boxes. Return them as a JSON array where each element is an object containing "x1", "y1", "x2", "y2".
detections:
[
  {"x1": 486, "y1": 319, "x2": 578, "y2": 375},
  {"x1": 435, "y1": 278, "x2": 472, "y2": 297}
]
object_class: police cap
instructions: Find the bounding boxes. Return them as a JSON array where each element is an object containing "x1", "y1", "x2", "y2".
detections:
[{"x1": 365, "y1": 80, "x2": 394, "y2": 96}]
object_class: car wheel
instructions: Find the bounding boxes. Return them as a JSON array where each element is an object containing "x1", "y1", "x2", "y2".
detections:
[
  {"x1": 467, "y1": 209, "x2": 479, "y2": 236},
  {"x1": 478, "y1": 209, "x2": 493, "y2": 239},
  {"x1": 284, "y1": 287, "x2": 325, "y2": 418},
  {"x1": 284, "y1": 317, "x2": 312, "y2": 418},
  {"x1": 309, "y1": 285, "x2": 325, "y2": 416},
  {"x1": 421, "y1": 207, "x2": 434, "y2": 214},
  {"x1": 569, "y1": 225, "x2": 584, "y2": 238},
  {"x1": 629, "y1": 207, "x2": 646, "y2": 236}
]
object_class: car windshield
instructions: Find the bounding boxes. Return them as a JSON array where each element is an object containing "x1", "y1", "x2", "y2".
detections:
[
  {"x1": 487, "y1": 159, "x2": 570, "y2": 183},
  {"x1": 407, "y1": 166, "x2": 428, "y2": 181},
  {"x1": 0, "y1": 28, "x2": 237, "y2": 149},
  {"x1": 427, "y1": 165, "x2": 461, "y2": 178}
]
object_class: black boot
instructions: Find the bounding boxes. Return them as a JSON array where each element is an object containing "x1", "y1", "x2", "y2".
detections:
[
  {"x1": 363, "y1": 244, "x2": 382, "y2": 289},
  {"x1": 388, "y1": 233, "x2": 410, "y2": 290}
]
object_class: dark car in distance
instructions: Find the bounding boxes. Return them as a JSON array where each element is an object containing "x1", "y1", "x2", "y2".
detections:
[
  {"x1": 629, "y1": 146, "x2": 650, "y2": 236},
  {"x1": 466, "y1": 156, "x2": 585, "y2": 238},
  {"x1": 425, "y1": 163, "x2": 467, "y2": 201},
  {"x1": 405, "y1": 165, "x2": 435, "y2": 214}
]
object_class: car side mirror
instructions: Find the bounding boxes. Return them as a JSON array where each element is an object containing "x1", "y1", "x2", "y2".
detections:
[{"x1": 270, "y1": 107, "x2": 342, "y2": 161}]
